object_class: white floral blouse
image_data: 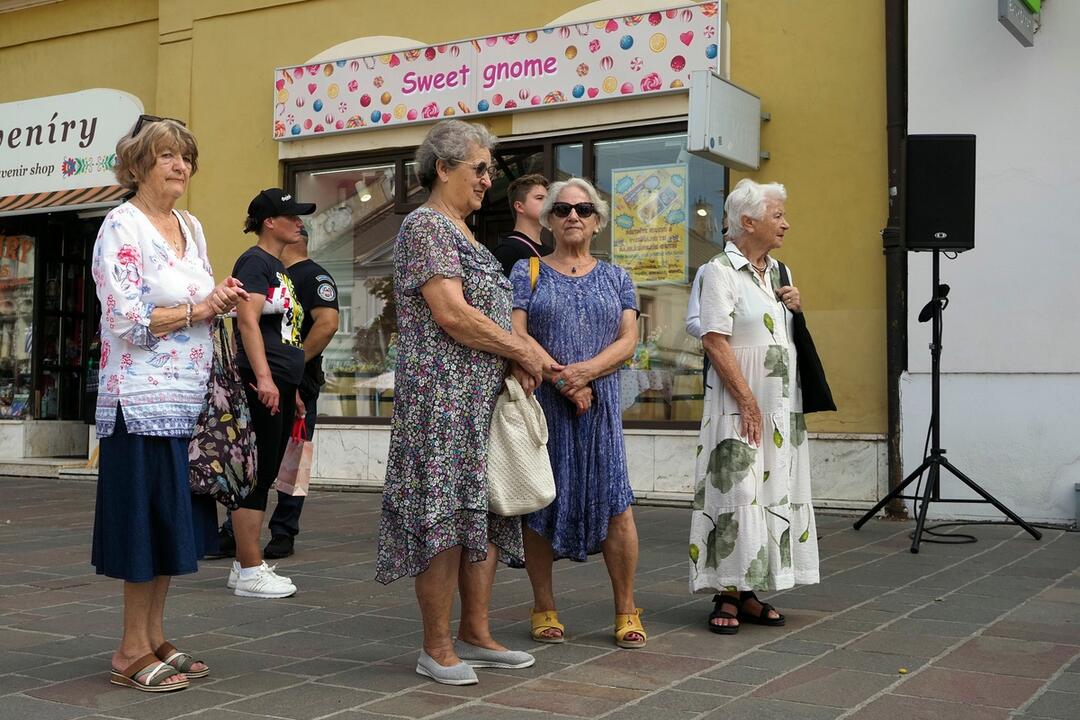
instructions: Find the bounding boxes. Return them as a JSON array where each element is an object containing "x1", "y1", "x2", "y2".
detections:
[{"x1": 91, "y1": 203, "x2": 215, "y2": 438}]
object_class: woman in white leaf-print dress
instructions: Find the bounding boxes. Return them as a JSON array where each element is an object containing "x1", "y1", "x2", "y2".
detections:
[{"x1": 688, "y1": 179, "x2": 819, "y2": 635}]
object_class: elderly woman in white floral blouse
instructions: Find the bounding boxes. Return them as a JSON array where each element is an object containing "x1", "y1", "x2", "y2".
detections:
[{"x1": 92, "y1": 116, "x2": 246, "y2": 692}]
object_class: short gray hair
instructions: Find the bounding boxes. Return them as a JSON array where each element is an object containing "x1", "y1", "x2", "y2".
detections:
[
  {"x1": 539, "y1": 177, "x2": 610, "y2": 232},
  {"x1": 723, "y1": 178, "x2": 787, "y2": 240},
  {"x1": 415, "y1": 120, "x2": 497, "y2": 190}
]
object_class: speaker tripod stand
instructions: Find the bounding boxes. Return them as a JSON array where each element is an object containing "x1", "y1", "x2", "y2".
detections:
[{"x1": 854, "y1": 250, "x2": 1041, "y2": 552}]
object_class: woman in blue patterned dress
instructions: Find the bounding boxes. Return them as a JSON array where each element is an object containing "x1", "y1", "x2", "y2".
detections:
[
  {"x1": 509, "y1": 178, "x2": 646, "y2": 649},
  {"x1": 375, "y1": 120, "x2": 549, "y2": 686}
]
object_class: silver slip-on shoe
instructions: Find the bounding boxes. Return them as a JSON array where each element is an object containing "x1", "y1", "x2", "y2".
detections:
[
  {"x1": 453, "y1": 639, "x2": 536, "y2": 669},
  {"x1": 415, "y1": 650, "x2": 479, "y2": 685}
]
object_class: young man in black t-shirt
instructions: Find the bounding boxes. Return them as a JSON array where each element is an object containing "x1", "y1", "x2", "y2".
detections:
[
  {"x1": 490, "y1": 173, "x2": 552, "y2": 277},
  {"x1": 262, "y1": 227, "x2": 339, "y2": 559}
]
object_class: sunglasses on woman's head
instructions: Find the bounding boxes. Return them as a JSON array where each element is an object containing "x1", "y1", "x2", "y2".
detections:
[
  {"x1": 551, "y1": 202, "x2": 597, "y2": 219},
  {"x1": 130, "y1": 114, "x2": 186, "y2": 138}
]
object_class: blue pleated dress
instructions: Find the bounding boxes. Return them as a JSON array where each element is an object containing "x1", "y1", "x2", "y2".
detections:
[{"x1": 510, "y1": 260, "x2": 638, "y2": 561}]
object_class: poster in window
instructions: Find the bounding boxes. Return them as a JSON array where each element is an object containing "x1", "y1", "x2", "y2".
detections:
[{"x1": 610, "y1": 164, "x2": 688, "y2": 285}]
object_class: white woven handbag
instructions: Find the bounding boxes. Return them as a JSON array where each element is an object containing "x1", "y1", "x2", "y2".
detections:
[{"x1": 486, "y1": 376, "x2": 556, "y2": 516}]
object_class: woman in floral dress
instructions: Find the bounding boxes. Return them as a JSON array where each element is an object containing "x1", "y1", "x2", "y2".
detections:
[
  {"x1": 375, "y1": 120, "x2": 547, "y2": 686},
  {"x1": 689, "y1": 179, "x2": 820, "y2": 634}
]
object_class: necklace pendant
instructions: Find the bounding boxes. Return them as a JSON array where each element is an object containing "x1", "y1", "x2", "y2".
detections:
[{"x1": 571, "y1": 266, "x2": 577, "y2": 273}]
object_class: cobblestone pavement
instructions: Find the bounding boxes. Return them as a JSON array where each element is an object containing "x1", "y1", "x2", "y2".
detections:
[{"x1": 0, "y1": 478, "x2": 1078, "y2": 720}]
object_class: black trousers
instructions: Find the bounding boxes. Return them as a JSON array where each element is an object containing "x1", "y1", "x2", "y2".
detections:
[{"x1": 234, "y1": 367, "x2": 297, "y2": 513}]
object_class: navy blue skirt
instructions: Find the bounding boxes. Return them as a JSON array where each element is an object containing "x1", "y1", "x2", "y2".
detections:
[{"x1": 92, "y1": 408, "x2": 204, "y2": 582}]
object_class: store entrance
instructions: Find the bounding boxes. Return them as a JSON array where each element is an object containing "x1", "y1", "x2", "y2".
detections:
[{"x1": 0, "y1": 211, "x2": 100, "y2": 421}]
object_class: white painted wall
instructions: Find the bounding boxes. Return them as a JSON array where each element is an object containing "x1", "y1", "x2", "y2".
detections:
[{"x1": 905, "y1": 1, "x2": 1080, "y2": 523}]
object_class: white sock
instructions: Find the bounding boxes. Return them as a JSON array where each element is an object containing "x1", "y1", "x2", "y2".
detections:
[{"x1": 238, "y1": 565, "x2": 261, "y2": 580}]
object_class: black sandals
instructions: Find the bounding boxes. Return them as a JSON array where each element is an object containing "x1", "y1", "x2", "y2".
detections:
[
  {"x1": 737, "y1": 591, "x2": 786, "y2": 626},
  {"x1": 708, "y1": 593, "x2": 741, "y2": 635}
]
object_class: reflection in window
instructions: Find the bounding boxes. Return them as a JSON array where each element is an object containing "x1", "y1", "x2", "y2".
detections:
[
  {"x1": 296, "y1": 163, "x2": 403, "y2": 419},
  {"x1": 593, "y1": 133, "x2": 726, "y2": 422},
  {"x1": 0, "y1": 234, "x2": 34, "y2": 418}
]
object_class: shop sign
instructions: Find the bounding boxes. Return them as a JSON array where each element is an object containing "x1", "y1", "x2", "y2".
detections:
[
  {"x1": 0, "y1": 89, "x2": 143, "y2": 197},
  {"x1": 611, "y1": 163, "x2": 689, "y2": 285},
  {"x1": 274, "y1": 2, "x2": 721, "y2": 140}
]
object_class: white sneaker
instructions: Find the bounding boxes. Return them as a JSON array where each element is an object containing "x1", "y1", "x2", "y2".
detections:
[
  {"x1": 227, "y1": 562, "x2": 291, "y2": 589},
  {"x1": 233, "y1": 564, "x2": 296, "y2": 599}
]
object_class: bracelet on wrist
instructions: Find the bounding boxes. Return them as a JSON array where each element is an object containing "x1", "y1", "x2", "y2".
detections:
[{"x1": 184, "y1": 301, "x2": 193, "y2": 328}]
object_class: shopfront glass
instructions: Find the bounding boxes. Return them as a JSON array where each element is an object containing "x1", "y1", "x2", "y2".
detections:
[
  {"x1": 292, "y1": 126, "x2": 725, "y2": 425},
  {"x1": 0, "y1": 233, "x2": 34, "y2": 418}
]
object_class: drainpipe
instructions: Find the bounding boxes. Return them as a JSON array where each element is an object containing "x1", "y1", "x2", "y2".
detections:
[{"x1": 882, "y1": 0, "x2": 908, "y2": 519}]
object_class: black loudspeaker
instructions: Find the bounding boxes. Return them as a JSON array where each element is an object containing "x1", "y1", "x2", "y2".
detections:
[{"x1": 903, "y1": 134, "x2": 976, "y2": 252}]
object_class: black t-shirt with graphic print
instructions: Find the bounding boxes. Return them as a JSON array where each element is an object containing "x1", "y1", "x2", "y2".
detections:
[
  {"x1": 286, "y1": 258, "x2": 339, "y2": 399},
  {"x1": 231, "y1": 246, "x2": 305, "y2": 385}
]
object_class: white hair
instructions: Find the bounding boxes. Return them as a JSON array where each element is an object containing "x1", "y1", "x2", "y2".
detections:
[
  {"x1": 539, "y1": 177, "x2": 610, "y2": 231},
  {"x1": 723, "y1": 178, "x2": 787, "y2": 240}
]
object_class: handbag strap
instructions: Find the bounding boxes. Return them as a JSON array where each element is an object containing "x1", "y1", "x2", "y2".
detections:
[
  {"x1": 776, "y1": 261, "x2": 800, "y2": 315},
  {"x1": 504, "y1": 375, "x2": 526, "y2": 401},
  {"x1": 529, "y1": 256, "x2": 540, "y2": 292}
]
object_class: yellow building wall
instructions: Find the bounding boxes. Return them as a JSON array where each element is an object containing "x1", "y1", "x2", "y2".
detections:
[{"x1": 0, "y1": 0, "x2": 886, "y2": 435}]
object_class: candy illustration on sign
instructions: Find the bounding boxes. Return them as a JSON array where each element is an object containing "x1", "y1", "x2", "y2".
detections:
[{"x1": 274, "y1": 2, "x2": 719, "y2": 139}]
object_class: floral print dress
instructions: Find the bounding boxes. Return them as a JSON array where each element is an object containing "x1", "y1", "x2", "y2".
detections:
[
  {"x1": 688, "y1": 243, "x2": 819, "y2": 594},
  {"x1": 375, "y1": 207, "x2": 524, "y2": 584}
]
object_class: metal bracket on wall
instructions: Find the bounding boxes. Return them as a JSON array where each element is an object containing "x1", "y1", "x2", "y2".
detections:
[{"x1": 999, "y1": 0, "x2": 1039, "y2": 47}]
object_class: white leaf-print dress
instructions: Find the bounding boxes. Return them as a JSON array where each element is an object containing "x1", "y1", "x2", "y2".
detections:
[{"x1": 688, "y1": 243, "x2": 819, "y2": 594}]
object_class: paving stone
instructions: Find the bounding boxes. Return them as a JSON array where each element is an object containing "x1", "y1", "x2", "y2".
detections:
[
  {"x1": 546, "y1": 650, "x2": 713, "y2": 691},
  {"x1": 1047, "y1": 673, "x2": 1080, "y2": 693},
  {"x1": 603, "y1": 705, "x2": 703, "y2": 720},
  {"x1": 1022, "y1": 690, "x2": 1080, "y2": 719},
  {"x1": 751, "y1": 664, "x2": 896, "y2": 708},
  {"x1": 220, "y1": 682, "x2": 381, "y2": 719},
  {"x1": 101, "y1": 688, "x2": 238, "y2": 720},
  {"x1": 487, "y1": 677, "x2": 646, "y2": 717},
  {"x1": 846, "y1": 630, "x2": 959, "y2": 658},
  {"x1": 199, "y1": 669, "x2": 309, "y2": 696},
  {"x1": 317, "y1": 662, "x2": 431, "y2": 693},
  {"x1": 984, "y1": 620, "x2": 1080, "y2": 646},
  {"x1": 935, "y1": 637, "x2": 1077, "y2": 679},
  {"x1": 846, "y1": 693, "x2": 1011, "y2": 719},
  {"x1": 675, "y1": 676, "x2": 754, "y2": 696},
  {"x1": 812, "y1": 648, "x2": 927, "y2": 675},
  {"x1": 699, "y1": 697, "x2": 843, "y2": 719},
  {"x1": 0, "y1": 693, "x2": 88, "y2": 720},
  {"x1": 636, "y1": 688, "x2": 730, "y2": 712},
  {"x1": 0, "y1": 673, "x2": 47, "y2": 695},
  {"x1": 438, "y1": 702, "x2": 581, "y2": 720},
  {"x1": 893, "y1": 667, "x2": 1044, "y2": 708},
  {"x1": 761, "y1": 638, "x2": 836, "y2": 656}
]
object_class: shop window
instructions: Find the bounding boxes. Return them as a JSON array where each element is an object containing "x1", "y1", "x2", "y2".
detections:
[
  {"x1": 592, "y1": 133, "x2": 725, "y2": 424},
  {"x1": 290, "y1": 125, "x2": 725, "y2": 426},
  {"x1": 0, "y1": 233, "x2": 34, "y2": 418}
]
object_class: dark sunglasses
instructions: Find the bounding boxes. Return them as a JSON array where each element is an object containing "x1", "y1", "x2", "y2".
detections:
[
  {"x1": 551, "y1": 201, "x2": 597, "y2": 219},
  {"x1": 130, "y1": 114, "x2": 186, "y2": 138}
]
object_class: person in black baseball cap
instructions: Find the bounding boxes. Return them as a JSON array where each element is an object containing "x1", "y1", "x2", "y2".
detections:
[
  {"x1": 220, "y1": 188, "x2": 315, "y2": 599},
  {"x1": 243, "y1": 188, "x2": 316, "y2": 232}
]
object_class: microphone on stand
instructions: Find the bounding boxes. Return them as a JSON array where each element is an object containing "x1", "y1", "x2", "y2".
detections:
[{"x1": 917, "y1": 284, "x2": 950, "y2": 323}]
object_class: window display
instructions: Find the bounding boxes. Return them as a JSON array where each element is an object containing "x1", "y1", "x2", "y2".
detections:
[
  {"x1": 0, "y1": 233, "x2": 33, "y2": 418},
  {"x1": 291, "y1": 125, "x2": 726, "y2": 425}
]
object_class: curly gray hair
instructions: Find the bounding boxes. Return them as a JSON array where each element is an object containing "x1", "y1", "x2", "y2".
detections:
[
  {"x1": 414, "y1": 120, "x2": 497, "y2": 190},
  {"x1": 539, "y1": 177, "x2": 610, "y2": 232}
]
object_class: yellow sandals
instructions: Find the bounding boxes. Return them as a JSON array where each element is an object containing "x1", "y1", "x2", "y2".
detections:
[
  {"x1": 530, "y1": 608, "x2": 566, "y2": 644},
  {"x1": 614, "y1": 608, "x2": 647, "y2": 649}
]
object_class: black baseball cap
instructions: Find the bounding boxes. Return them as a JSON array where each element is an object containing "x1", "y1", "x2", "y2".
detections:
[{"x1": 245, "y1": 188, "x2": 315, "y2": 232}]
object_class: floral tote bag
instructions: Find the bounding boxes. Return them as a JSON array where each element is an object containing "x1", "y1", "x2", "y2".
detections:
[{"x1": 188, "y1": 318, "x2": 257, "y2": 509}]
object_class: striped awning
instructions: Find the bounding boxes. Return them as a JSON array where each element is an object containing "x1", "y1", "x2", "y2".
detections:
[{"x1": 0, "y1": 184, "x2": 128, "y2": 217}]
